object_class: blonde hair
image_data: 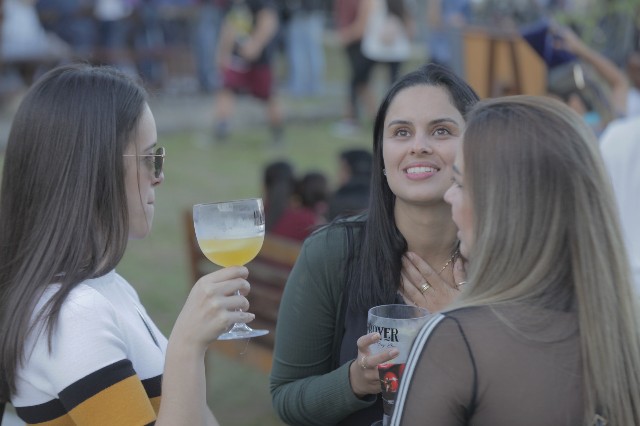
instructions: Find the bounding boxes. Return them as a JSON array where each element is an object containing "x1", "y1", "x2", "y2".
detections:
[{"x1": 455, "y1": 95, "x2": 640, "y2": 424}]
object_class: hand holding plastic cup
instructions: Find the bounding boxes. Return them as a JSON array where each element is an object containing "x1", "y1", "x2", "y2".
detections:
[{"x1": 368, "y1": 304, "x2": 431, "y2": 426}]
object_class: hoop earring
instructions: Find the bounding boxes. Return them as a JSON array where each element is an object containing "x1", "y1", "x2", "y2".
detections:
[{"x1": 383, "y1": 169, "x2": 387, "y2": 176}]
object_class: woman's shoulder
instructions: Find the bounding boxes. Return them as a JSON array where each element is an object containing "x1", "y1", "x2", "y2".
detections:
[
  {"x1": 440, "y1": 305, "x2": 528, "y2": 334},
  {"x1": 440, "y1": 304, "x2": 579, "y2": 345},
  {"x1": 442, "y1": 305, "x2": 493, "y2": 323},
  {"x1": 38, "y1": 271, "x2": 134, "y2": 320},
  {"x1": 301, "y1": 214, "x2": 366, "y2": 253},
  {"x1": 308, "y1": 214, "x2": 366, "y2": 238}
]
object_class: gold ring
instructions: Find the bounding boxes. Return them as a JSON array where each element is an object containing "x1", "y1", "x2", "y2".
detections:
[
  {"x1": 359, "y1": 355, "x2": 368, "y2": 370},
  {"x1": 420, "y1": 283, "x2": 431, "y2": 294}
]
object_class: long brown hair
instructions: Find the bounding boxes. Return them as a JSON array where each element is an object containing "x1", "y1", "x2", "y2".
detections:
[
  {"x1": 0, "y1": 64, "x2": 148, "y2": 400},
  {"x1": 345, "y1": 63, "x2": 479, "y2": 312},
  {"x1": 456, "y1": 95, "x2": 640, "y2": 424}
]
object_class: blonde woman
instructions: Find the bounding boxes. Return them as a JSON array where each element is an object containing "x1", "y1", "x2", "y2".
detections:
[{"x1": 392, "y1": 96, "x2": 640, "y2": 425}]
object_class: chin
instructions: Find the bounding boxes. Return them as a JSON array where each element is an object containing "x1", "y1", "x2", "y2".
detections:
[{"x1": 129, "y1": 222, "x2": 152, "y2": 240}]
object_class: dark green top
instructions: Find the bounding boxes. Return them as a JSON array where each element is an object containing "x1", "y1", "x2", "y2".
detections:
[{"x1": 270, "y1": 217, "x2": 377, "y2": 425}]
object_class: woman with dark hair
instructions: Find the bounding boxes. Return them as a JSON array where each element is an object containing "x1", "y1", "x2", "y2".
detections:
[
  {"x1": 0, "y1": 64, "x2": 254, "y2": 425},
  {"x1": 271, "y1": 171, "x2": 329, "y2": 242},
  {"x1": 263, "y1": 160, "x2": 296, "y2": 231},
  {"x1": 392, "y1": 96, "x2": 640, "y2": 425},
  {"x1": 327, "y1": 148, "x2": 373, "y2": 220},
  {"x1": 270, "y1": 63, "x2": 479, "y2": 425}
]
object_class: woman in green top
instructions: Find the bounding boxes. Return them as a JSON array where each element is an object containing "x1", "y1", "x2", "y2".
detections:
[{"x1": 270, "y1": 63, "x2": 479, "y2": 425}]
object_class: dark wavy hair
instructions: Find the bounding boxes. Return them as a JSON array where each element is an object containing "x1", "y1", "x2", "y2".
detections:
[
  {"x1": 264, "y1": 161, "x2": 296, "y2": 231},
  {"x1": 345, "y1": 63, "x2": 479, "y2": 312},
  {"x1": 0, "y1": 64, "x2": 148, "y2": 399}
]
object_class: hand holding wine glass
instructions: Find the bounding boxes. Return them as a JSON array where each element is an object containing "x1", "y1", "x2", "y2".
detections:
[
  {"x1": 173, "y1": 266, "x2": 254, "y2": 351},
  {"x1": 193, "y1": 198, "x2": 268, "y2": 340}
]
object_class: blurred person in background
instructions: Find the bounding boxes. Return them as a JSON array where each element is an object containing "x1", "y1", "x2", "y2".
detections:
[
  {"x1": 130, "y1": 0, "x2": 167, "y2": 89},
  {"x1": 332, "y1": 0, "x2": 376, "y2": 137},
  {"x1": 192, "y1": 0, "x2": 232, "y2": 93},
  {"x1": 1, "y1": 0, "x2": 72, "y2": 86},
  {"x1": 593, "y1": 0, "x2": 637, "y2": 68},
  {"x1": 271, "y1": 171, "x2": 329, "y2": 241},
  {"x1": 212, "y1": 0, "x2": 283, "y2": 145},
  {"x1": 327, "y1": 148, "x2": 373, "y2": 221},
  {"x1": 93, "y1": 0, "x2": 137, "y2": 75},
  {"x1": 624, "y1": 49, "x2": 640, "y2": 117},
  {"x1": 279, "y1": 0, "x2": 325, "y2": 97},
  {"x1": 474, "y1": 0, "x2": 545, "y2": 29},
  {"x1": 554, "y1": 24, "x2": 628, "y2": 114},
  {"x1": 36, "y1": 0, "x2": 95, "y2": 58},
  {"x1": 263, "y1": 160, "x2": 297, "y2": 233},
  {"x1": 523, "y1": 21, "x2": 629, "y2": 135},
  {"x1": 425, "y1": 0, "x2": 470, "y2": 77},
  {"x1": 599, "y1": 114, "x2": 640, "y2": 296},
  {"x1": 360, "y1": 0, "x2": 415, "y2": 86}
]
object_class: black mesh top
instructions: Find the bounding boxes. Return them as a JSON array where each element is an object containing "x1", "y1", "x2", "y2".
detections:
[{"x1": 392, "y1": 304, "x2": 584, "y2": 426}]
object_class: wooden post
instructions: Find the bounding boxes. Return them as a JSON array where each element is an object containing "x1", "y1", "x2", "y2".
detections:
[{"x1": 463, "y1": 26, "x2": 546, "y2": 98}]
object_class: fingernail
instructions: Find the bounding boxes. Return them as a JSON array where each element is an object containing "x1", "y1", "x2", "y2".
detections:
[
  {"x1": 372, "y1": 332, "x2": 381, "y2": 341},
  {"x1": 389, "y1": 349, "x2": 400, "y2": 358}
]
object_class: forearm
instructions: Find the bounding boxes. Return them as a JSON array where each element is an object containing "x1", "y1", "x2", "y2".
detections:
[
  {"x1": 340, "y1": 0, "x2": 370, "y2": 45},
  {"x1": 156, "y1": 342, "x2": 218, "y2": 426},
  {"x1": 271, "y1": 361, "x2": 375, "y2": 425},
  {"x1": 250, "y1": 9, "x2": 278, "y2": 53},
  {"x1": 270, "y1": 229, "x2": 374, "y2": 424},
  {"x1": 574, "y1": 44, "x2": 629, "y2": 113}
]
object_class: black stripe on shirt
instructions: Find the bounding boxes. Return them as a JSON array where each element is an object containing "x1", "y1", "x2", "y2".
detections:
[
  {"x1": 141, "y1": 375, "x2": 162, "y2": 399},
  {"x1": 59, "y1": 359, "x2": 136, "y2": 410},
  {"x1": 15, "y1": 397, "x2": 67, "y2": 424}
]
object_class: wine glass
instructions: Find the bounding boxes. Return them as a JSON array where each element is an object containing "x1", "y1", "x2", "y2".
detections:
[{"x1": 193, "y1": 198, "x2": 268, "y2": 340}]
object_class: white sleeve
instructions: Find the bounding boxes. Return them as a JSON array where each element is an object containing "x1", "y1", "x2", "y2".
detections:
[{"x1": 21, "y1": 285, "x2": 129, "y2": 398}]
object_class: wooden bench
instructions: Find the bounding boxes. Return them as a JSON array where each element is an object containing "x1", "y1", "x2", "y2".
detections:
[{"x1": 182, "y1": 210, "x2": 301, "y2": 373}]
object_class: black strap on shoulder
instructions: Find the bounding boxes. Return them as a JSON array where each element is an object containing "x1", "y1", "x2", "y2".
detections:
[{"x1": 449, "y1": 316, "x2": 478, "y2": 422}]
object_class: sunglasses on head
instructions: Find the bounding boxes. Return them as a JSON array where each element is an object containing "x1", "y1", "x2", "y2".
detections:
[{"x1": 124, "y1": 146, "x2": 166, "y2": 178}]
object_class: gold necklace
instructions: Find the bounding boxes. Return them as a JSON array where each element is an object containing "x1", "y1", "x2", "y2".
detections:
[{"x1": 437, "y1": 249, "x2": 459, "y2": 275}]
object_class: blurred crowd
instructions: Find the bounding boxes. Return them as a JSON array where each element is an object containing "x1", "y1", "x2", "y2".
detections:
[
  {"x1": 2, "y1": 0, "x2": 640, "y2": 146},
  {"x1": 0, "y1": 0, "x2": 636, "y2": 95},
  {"x1": 262, "y1": 148, "x2": 373, "y2": 242}
]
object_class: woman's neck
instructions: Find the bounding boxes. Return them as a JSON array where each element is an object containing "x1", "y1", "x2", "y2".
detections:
[{"x1": 394, "y1": 200, "x2": 458, "y2": 262}]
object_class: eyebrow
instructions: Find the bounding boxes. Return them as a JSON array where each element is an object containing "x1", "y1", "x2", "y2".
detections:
[
  {"x1": 430, "y1": 118, "x2": 461, "y2": 127},
  {"x1": 386, "y1": 117, "x2": 461, "y2": 128},
  {"x1": 141, "y1": 142, "x2": 158, "y2": 153}
]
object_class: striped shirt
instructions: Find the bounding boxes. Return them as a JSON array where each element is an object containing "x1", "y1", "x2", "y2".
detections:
[{"x1": 12, "y1": 271, "x2": 168, "y2": 425}]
